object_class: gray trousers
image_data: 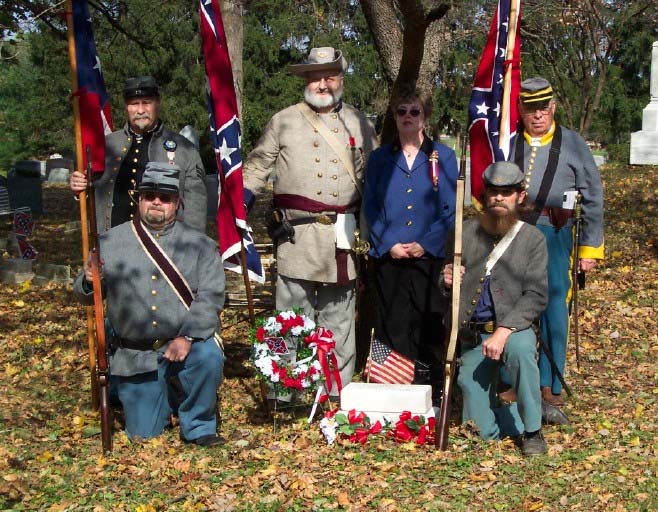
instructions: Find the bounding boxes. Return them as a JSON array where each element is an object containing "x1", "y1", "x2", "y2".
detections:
[{"x1": 276, "y1": 275, "x2": 356, "y2": 396}]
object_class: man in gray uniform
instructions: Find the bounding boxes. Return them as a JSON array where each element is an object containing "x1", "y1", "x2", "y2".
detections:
[
  {"x1": 443, "y1": 162, "x2": 549, "y2": 456},
  {"x1": 243, "y1": 47, "x2": 378, "y2": 398},
  {"x1": 73, "y1": 163, "x2": 225, "y2": 446},
  {"x1": 512, "y1": 77, "x2": 604, "y2": 406},
  {"x1": 70, "y1": 75, "x2": 207, "y2": 233}
]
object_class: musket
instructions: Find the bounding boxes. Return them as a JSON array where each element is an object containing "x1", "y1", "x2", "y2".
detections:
[
  {"x1": 436, "y1": 135, "x2": 467, "y2": 450},
  {"x1": 571, "y1": 193, "x2": 584, "y2": 371},
  {"x1": 85, "y1": 145, "x2": 112, "y2": 453}
]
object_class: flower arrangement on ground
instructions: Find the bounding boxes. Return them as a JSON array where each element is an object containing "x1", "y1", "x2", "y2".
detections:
[
  {"x1": 250, "y1": 310, "x2": 338, "y2": 396},
  {"x1": 319, "y1": 408, "x2": 436, "y2": 446}
]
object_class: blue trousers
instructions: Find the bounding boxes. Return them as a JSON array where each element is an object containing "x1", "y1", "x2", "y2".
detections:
[
  {"x1": 457, "y1": 328, "x2": 542, "y2": 440},
  {"x1": 537, "y1": 224, "x2": 573, "y2": 395},
  {"x1": 117, "y1": 337, "x2": 224, "y2": 441}
]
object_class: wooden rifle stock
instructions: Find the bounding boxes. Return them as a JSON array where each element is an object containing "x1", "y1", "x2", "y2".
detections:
[
  {"x1": 85, "y1": 145, "x2": 112, "y2": 453},
  {"x1": 436, "y1": 136, "x2": 467, "y2": 450}
]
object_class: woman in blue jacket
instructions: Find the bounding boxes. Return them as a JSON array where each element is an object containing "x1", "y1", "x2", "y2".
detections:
[{"x1": 363, "y1": 87, "x2": 457, "y2": 390}]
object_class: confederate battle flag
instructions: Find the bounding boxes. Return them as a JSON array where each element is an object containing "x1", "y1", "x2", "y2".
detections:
[
  {"x1": 71, "y1": 0, "x2": 113, "y2": 172},
  {"x1": 200, "y1": 0, "x2": 264, "y2": 283},
  {"x1": 468, "y1": 0, "x2": 521, "y2": 205}
]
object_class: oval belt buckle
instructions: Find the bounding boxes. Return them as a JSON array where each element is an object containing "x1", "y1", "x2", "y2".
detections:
[
  {"x1": 152, "y1": 339, "x2": 166, "y2": 350},
  {"x1": 316, "y1": 214, "x2": 332, "y2": 225},
  {"x1": 484, "y1": 321, "x2": 495, "y2": 334}
]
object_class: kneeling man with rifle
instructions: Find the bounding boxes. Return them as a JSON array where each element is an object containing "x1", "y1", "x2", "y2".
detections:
[
  {"x1": 74, "y1": 163, "x2": 225, "y2": 446},
  {"x1": 442, "y1": 161, "x2": 549, "y2": 456}
]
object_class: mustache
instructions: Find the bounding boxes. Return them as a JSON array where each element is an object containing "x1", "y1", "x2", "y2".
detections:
[{"x1": 131, "y1": 113, "x2": 152, "y2": 120}]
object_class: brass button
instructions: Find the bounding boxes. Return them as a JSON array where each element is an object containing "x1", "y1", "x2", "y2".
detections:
[
  {"x1": 479, "y1": 278, "x2": 485, "y2": 283},
  {"x1": 332, "y1": 128, "x2": 338, "y2": 133},
  {"x1": 476, "y1": 288, "x2": 481, "y2": 294},
  {"x1": 313, "y1": 142, "x2": 319, "y2": 147},
  {"x1": 471, "y1": 299, "x2": 477, "y2": 305},
  {"x1": 151, "y1": 305, "x2": 157, "y2": 311},
  {"x1": 466, "y1": 309, "x2": 472, "y2": 315},
  {"x1": 331, "y1": 175, "x2": 337, "y2": 180},
  {"x1": 314, "y1": 128, "x2": 318, "y2": 133},
  {"x1": 406, "y1": 220, "x2": 412, "y2": 226},
  {"x1": 151, "y1": 275, "x2": 157, "y2": 281},
  {"x1": 527, "y1": 165, "x2": 533, "y2": 171},
  {"x1": 152, "y1": 320, "x2": 158, "y2": 327},
  {"x1": 406, "y1": 205, "x2": 413, "y2": 210},
  {"x1": 151, "y1": 290, "x2": 157, "y2": 296},
  {"x1": 462, "y1": 320, "x2": 468, "y2": 326},
  {"x1": 406, "y1": 188, "x2": 412, "y2": 193},
  {"x1": 529, "y1": 158, "x2": 534, "y2": 164},
  {"x1": 133, "y1": 158, "x2": 138, "y2": 163},
  {"x1": 317, "y1": 190, "x2": 322, "y2": 195},
  {"x1": 317, "y1": 172, "x2": 323, "y2": 178},
  {"x1": 122, "y1": 147, "x2": 127, "y2": 153},
  {"x1": 315, "y1": 158, "x2": 320, "y2": 163},
  {"x1": 135, "y1": 149, "x2": 140, "y2": 153},
  {"x1": 130, "y1": 214, "x2": 134, "y2": 219},
  {"x1": 107, "y1": 191, "x2": 112, "y2": 196},
  {"x1": 332, "y1": 192, "x2": 338, "y2": 197},
  {"x1": 132, "y1": 168, "x2": 137, "y2": 173},
  {"x1": 332, "y1": 114, "x2": 337, "y2": 119},
  {"x1": 155, "y1": 233, "x2": 160, "y2": 239},
  {"x1": 331, "y1": 159, "x2": 338, "y2": 164}
]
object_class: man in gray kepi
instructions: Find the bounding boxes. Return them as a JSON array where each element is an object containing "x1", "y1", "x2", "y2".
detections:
[
  {"x1": 74, "y1": 162, "x2": 225, "y2": 446},
  {"x1": 243, "y1": 47, "x2": 378, "y2": 398},
  {"x1": 443, "y1": 161, "x2": 549, "y2": 456},
  {"x1": 70, "y1": 75, "x2": 207, "y2": 233}
]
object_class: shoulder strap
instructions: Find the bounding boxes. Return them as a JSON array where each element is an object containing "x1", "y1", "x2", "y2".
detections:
[
  {"x1": 520, "y1": 125, "x2": 562, "y2": 225},
  {"x1": 131, "y1": 218, "x2": 193, "y2": 309},
  {"x1": 296, "y1": 102, "x2": 362, "y2": 196}
]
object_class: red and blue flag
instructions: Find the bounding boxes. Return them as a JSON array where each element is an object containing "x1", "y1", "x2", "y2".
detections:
[
  {"x1": 200, "y1": 0, "x2": 264, "y2": 283},
  {"x1": 468, "y1": 0, "x2": 521, "y2": 204},
  {"x1": 71, "y1": 0, "x2": 113, "y2": 173}
]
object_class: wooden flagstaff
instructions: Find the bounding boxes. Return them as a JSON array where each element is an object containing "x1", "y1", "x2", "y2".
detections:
[
  {"x1": 499, "y1": 0, "x2": 520, "y2": 152},
  {"x1": 238, "y1": 234, "x2": 256, "y2": 325},
  {"x1": 64, "y1": 0, "x2": 98, "y2": 410}
]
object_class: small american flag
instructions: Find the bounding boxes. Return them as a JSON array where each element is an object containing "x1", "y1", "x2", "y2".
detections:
[
  {"x1": 265, "y1": 337, "x2": 289, "y2": 355},
  {"x1": 364, "y1": 338, "x2": 415, "y2": 385}
]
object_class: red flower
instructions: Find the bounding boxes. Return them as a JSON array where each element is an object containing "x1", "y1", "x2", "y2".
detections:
[
  {"x1": 354, "y1": 427, "x2": 370, "y2": 444},
  {"x1": 256, "y1": 327, "x2": 266, "y2": 342},
  {"x1": 399, "y1": 411, "x2": 412, "y2": 423},
  {"x1": 283, "y1": 377, "x2": 303, "y2": 390},
  {"x1": 324, "y1": 407, "x2": 339, "y2": 419},
  {"x1": 348, "y1": 409, "x2": 366, "y2": 425},
  {"x1": 394, "y1": 422, "x2": 414, "y2": 442},
  {"x1": 369, "y1": 420, "x2": 383, "y2": 435}
]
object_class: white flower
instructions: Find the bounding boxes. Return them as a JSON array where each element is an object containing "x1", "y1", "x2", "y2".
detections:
[
  {"x1": 303, "y1": 317, "x2": 316, "y2": 331},
  {"x1": 290, "y1": 324, "x2": 305, "y2": 337},
  {"x1": 319, "y1": 417, "x2": 338, "y2": 445}
]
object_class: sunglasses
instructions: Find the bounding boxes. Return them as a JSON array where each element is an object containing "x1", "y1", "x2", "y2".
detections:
[
  {"x1": 140, "y1": 191, "x2": 176, "y2": 203},
  {"x1": 395, "y1": 108, "x2": 422, "y2": 117}
]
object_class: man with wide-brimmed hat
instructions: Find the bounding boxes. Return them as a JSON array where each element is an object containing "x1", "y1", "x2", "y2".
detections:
[
  {"x1": 70, "y1": 75, "x2": 207, "y2": 233},
  {"x1": 512, "y1": 77, "x2": 604, "y2": 407},
  {"x1": 243, "y1": 47, "x2": 378, "y2": 399},
  {"x1": 442, "y1": 161, "x2": 549, "y2": 455},
  {"x1": 73, "y1": 162, "x2": 225, "y2": 446}
]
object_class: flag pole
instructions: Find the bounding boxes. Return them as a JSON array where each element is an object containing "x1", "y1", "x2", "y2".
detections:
[
  {"x1": 498, "y1": 0, "x2": 520, "y2": 151},
  {"x1": 65, "y1": 0, "x2": 98, "y2": 410},
  {"x1": 238, "y1": 233, "x2": 256, "y2": 325}
]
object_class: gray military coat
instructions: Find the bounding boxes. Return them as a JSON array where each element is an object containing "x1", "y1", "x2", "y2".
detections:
[
  {"x1": 73, "y1": 220, "x2": 225, "y2": 376},
  {"x1": 448, "y1": 218, "x2": 549, "y2": 331},
  {"x1": 95, "y1": 123, "x2": 207, "y2": 233},
  {"x1": 243, "y1": 102, "x2": 378, "y2": 283}
]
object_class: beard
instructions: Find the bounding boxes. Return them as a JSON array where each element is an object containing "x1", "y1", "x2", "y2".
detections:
[
  {"x1": 304, "y1": 85, "x2": 343, "y2": 110},
  {"x1": 141, "y1": 206, "x2": 167, "y2": 227},
  {"x1": 479, "y1": 203, "x2": 521, "y2": 236}
]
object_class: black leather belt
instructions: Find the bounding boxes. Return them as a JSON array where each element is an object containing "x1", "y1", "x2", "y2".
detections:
[
  {"x1": 114, "y1": 336, "x2": 168, "y2": 351},
  {"x1": 467, "y1": 320, "x2": 496, "y2": 334},
  {"x1": 287, "y1": 213, "x2": 337, "y2": 226}
]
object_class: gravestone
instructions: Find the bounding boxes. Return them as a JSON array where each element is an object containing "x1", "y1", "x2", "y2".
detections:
[
  {"x1": 46, "y1": 158, "x2": 73, "y2": 184},
  {"x1": 630, "y1": 41, "x2": 658, "y2": 165},
  {"x1": 7, "y1": 164, "x2": 43, "y2": 214}
]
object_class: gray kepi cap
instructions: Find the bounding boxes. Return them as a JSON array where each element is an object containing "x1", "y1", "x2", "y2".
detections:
[
  {"x1": 483, "y1": 161, "x2": 525, "y2": 188},
  {"x1": 124, "y1": 75, "x2": 160, "y2": 100},
  {"x1": 288, "y1": 47, "x2": 348, "y2": 76},
  {"x1": 138, "y1": 162, "x2": 180, "y2": 195}
]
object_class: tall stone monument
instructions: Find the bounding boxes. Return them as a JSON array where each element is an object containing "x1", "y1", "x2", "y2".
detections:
[{"x1": 630, "y1": 41, "x2": 658, "y2": 165}]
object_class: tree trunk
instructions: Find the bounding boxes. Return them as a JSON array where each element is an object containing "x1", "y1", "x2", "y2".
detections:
[{"x1": 221, "y1": 0, "x2": 244, "y2": 116}]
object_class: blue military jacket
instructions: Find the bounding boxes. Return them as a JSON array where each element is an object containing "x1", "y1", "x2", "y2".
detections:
[{"x1": 364, "y1": 138, "x2": 458, "y2": 259}]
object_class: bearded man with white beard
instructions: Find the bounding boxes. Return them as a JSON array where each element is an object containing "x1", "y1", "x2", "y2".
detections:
[
  {"x1": 243, "y1": 47, "x2": 378, "y2": 399},
  {"x1": 442, "y1": 161, "x2": 550, "y2": 456}
]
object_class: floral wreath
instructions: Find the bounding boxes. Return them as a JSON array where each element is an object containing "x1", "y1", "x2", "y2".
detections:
[{"x1": 250, "y1": 310, "x2": 339, "y2": 397}]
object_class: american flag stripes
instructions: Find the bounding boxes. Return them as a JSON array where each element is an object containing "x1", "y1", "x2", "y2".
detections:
[
  {"x1": 71, "y1": 0, "x2": 113, "y2": 173},
  {"x1": 468, "y1": 0, "x2": 521, "y2": 205},
  {"x1": 365, "y1": 338, "x2": 415, "y2": 385},
  {"x1": 199, "y1": 0, "x2": 264, "y2": 283}
]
